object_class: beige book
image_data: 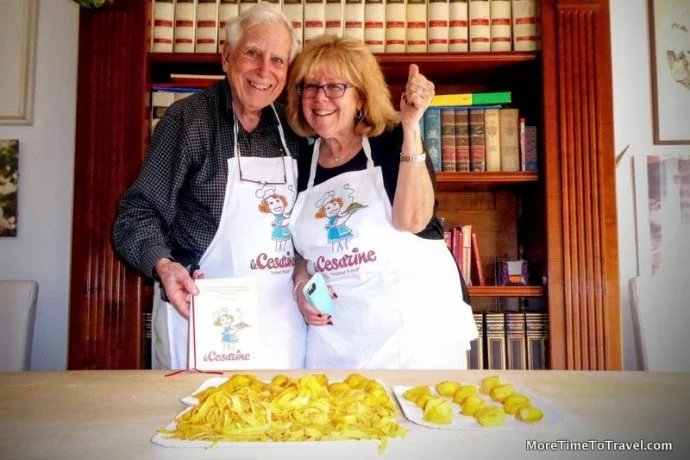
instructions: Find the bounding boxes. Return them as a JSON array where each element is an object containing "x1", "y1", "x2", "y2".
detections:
[
  {"x1": 150, "y1": 90, "x2": 176, "y2": 133},
  {"x1": 427, "y1": 0, "x2": 449, "y2": 52},
  {"x1": 499, "y1": 108, "x2": 520, "y2": 171},
  {"x1": 484, "y1": 107, "x2": 501, "y2": 171},
  {"x1": 364, "y1": 0, "x2": 385, "y2": 53},
  {"x1": 489, "y1": 0, "x2": 511, "y2": 51},
  {"x1": 405, "y1": 0, "x2": 427, "y2": 52},
  {"x1": 468, "y1": 0, "x2": 490, "y2": 52},
  {"x1": 448, "y1": 0, "x2": 469, "y2": 52},
  {"x1": 512, "y1": 0, "x2": 538, "y2": 51},
  {"x1": 283, "y1": 0, "x2": 304, "y2": 49},
  {"x1": 174, "y1": 0, "x2": 197, "y2": 53},
  {"x1": 195, "y1": 0, "x2": 219, "y2": 53},
  {"x1": 260, "y1": 0, "x2": 282, "y2": 12},
  {"x1": 239, "y1": 0, "x2": 259, "y2": 14},
  {"x1": 384, "y1": 0, "x2": 406, "y2": 53},
  {"x1": 218, "y1": 0, "x2": 240, "y2": 50},
  {"x1": 343, "y1": 0, "x2": 365, "y2": 42},
  {"x1": 325, "y1": 0, "x2": 344, "y2": 36},
  {"x1": 304, "y1": 0, "x2": 326, "y2": 45},
  {"x1": 151, "y1": 0, "x2": 175, "y2": 53},
  {"x1": 485, "y1": 312, "x2": 506, "y2": 370}
]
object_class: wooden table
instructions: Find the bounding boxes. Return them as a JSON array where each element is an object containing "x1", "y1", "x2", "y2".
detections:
[{"x1": 1, "y1": 370, "x2": 689, "y2": 459}]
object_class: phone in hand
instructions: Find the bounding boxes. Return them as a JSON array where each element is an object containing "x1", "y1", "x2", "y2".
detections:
[{"x1": 302, "y1": 272, "x2": 335, "y2": 315}]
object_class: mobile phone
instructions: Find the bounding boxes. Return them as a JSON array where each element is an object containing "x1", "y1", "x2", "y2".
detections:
[{"x1": 302, "y1": 273, "x2": 335, "y2": 315}]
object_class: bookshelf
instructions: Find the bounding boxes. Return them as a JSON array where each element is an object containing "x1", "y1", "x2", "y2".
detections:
[{"x1": 68, "y1": 0, "x2": 620, "y2": 371}]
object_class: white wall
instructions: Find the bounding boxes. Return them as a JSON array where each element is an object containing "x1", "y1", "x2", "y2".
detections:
[
  {"x1": 0, "y1": 0, "x2": 78, "y2": 370},
  {"x1": 610, "y1": 0, "x2": 690, "y2": 370}
]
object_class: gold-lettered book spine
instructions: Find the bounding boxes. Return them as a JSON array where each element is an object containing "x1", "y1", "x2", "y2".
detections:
[{"x1": 485, "y1": 312, "x2": 506, "y2": 370}]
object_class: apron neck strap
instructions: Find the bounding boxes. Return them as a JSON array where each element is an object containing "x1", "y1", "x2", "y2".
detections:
[
  {"x1": 233, "y1": 103, "x2": 291, "y2": 162},
  {"x1": 308, "y1": 137, "x2": 373, "y2": 188}
]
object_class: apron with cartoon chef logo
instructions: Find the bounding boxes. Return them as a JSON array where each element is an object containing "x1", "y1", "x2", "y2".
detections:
[
  {"x1": 152, "y1": 104, "x2": 306, "y2": 369},
  {"x1": 289, "y1": 137, "x2": 478, "y2": 369}
]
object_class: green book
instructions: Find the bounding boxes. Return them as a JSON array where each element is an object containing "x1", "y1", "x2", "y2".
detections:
[{"x1": 430, "y1": 91, "x2": 512, "y2": 107}]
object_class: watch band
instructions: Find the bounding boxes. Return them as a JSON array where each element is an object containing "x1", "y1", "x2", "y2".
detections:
[{"x1": 400, "y1": 152, "x2": 426, "y2": 164}]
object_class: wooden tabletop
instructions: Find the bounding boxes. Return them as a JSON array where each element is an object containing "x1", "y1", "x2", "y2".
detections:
[{"x1": 1, "y1": 370, "x2": 689, "y2": 460}]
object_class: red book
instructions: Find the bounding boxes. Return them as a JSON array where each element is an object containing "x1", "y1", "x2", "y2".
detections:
[{"x1": 471, "y1": 232, "x2": 486, "y2": 286}]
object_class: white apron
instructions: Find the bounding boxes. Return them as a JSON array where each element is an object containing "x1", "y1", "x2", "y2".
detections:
[
  {"x1": 152, "y1": 104, "x2": 306, "y2": 369},
  {"x1": 289, "y1": 137, "x2": 478, "y2": 369}
]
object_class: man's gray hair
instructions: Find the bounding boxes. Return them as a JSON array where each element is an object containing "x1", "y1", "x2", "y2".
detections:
[{"x1": 225, "y1": 4, "x2": 298, "y2": 63}]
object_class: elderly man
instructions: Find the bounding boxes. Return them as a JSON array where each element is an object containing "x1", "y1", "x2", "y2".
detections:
[{"x1": 113, "y1": 5, "x2": 305, "y2": 370}]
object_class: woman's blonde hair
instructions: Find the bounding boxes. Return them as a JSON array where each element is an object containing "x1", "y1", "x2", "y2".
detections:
[{"x1": 287, "y1": 35, "x2": 399, "y2": 138}]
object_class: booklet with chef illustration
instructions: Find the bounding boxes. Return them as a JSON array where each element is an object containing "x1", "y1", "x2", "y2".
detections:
[{"x1": 188, "y1": 278, "x2": 260, "y2": 371}]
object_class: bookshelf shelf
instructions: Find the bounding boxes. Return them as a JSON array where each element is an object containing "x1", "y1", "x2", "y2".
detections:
[
  {"x1": 468, "y1": 286, "x2": 544, "y2": 297},
  {"x1": 436, "y1": 171, "x2": 538, "y2": 190}
]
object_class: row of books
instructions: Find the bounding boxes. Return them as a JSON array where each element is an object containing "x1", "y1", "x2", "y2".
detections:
[
  {"x1": 152, "y1": 0, "x2": 541, "y2": 54},
  {"x1": 150, "y1": 87, "x2": 203, "y2": 131},
  {"x1": 467, "y1": 311, "x2": 548, "y2": 370},
  {"x1": 444, "y1": 224, "x2": 485, "y2": 287},
  {"x1": 422, "y1": 104, "x2": 537, "y2": 173}
]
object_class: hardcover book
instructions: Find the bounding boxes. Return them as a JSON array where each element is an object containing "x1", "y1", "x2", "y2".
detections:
[
  {"x1": 343, "y1": 0, "x2": 365, "y2": 42},
  {"x1": 195, "y1": 0, "x2": 219, "y2": 53},
  {"x1": 467, "y1": 312, "x2": 484, "y2": 369},
  {"x1": 218, "y1": 0, "x2": 240, "y2": 50},
  {"x1": 405, "y1": 0, "x2": 427, "y2": 52},
  {"x1": 525, "y1": 312, "x2": 548, "y2": 370},
  {"x1": 468, "y1": 0, "x2": 490, "y2": 52},
  {"x1": 325, "y1": 0, "x2": 344, "y2": 37},
  {"x1": 427, "y1": 0, "x2": 450, "y2": 52},
  {"x1": 448, "y1": 0, "x2": 469, "y2": 52},
  {"x1": 384, "y1": 0, "x2": 406, "y2": 52},
  {"x1": 505, "y1": 312, "x2": 527, "y2": 370},
  {"x1": 485, "y1": 312, "x2": 506, "y2": 370},
  {"x1": 499, "y1": 107, "x2": 520, "y2": 171},
  {"x1": 363, "y1": 0, "x2": 385, "y2": 53},
  {"x1": 304, "y1": 0, "x2": 326, "y2": 45},
  {"x1": 174, "y1": 0, "x2": 197, "y2": 53},
  {"x1": 151, "y1": 0, "x2": 175, "y2": 53},
  {"x1": 423, "y1": 108, "x2": 442, "y2": 172},
  {"x1": 469, "y1": 108, "x2": 486, "y2": 171},
  {"x1": 489, "y1": 0, "x2": 511, "y2": 51},
  {"x1": 440, "y1": 108, "x2": 457, "y2": 172}
]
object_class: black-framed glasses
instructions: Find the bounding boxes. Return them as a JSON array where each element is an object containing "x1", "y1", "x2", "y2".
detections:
[
  {"x1": 297, "y1": 82, "x2": 352, "y2": 99},
  {"x1": 238, "y1": 153, "x2": 288, "y2": 186}
]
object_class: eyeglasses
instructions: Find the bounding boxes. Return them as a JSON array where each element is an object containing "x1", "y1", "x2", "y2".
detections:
[
  {"x1": 297, "y1": 82, "x2": 352, "y2": 99},
  {"x1": 238, "y1": 151, "x2": 288, "y2": 186}
]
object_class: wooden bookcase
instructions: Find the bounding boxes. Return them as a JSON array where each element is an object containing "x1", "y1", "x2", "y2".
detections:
[{"x1": 68, "y1": 0, "x2": 620, "y2": 370}]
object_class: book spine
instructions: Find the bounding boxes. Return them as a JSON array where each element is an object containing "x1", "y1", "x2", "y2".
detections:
[
  {"x1": 461, "y1": 224, "x2": 472, "y2": 286},
  {"x1": 512, "y1": 0, "x2": 538, "y2": 51},
  {"x1": 430, "y1": 91, "x2": 510, "y2": 107},
  {"x1": 364, "y1": 0, "x2": 385, "y2": 53},
  {"x1": 150, "y1": 90, "x2": 176, "y2": 133},
  {"x1": 471, "y1": 90, "x2": 511, "y2": 105},
  {"x1": 524, "y1": 125, "x2": 538, "y2": 172},
  {"x1": 283, "y1": 0, "x2": 305, "y2": 50},
  {"x1": 452, "y1": 226, "x2": 462, "y2": 270},
  {"x1": 469, "y1": 108, "x2": 486, "y2": 171},
  {"x1": 484, "y1": 107, "x2": 501, "y2": 172},
  {"x1": 448, "y1": 0, "x2": 468, "y2": 52},
  {"x1": 499, "y1": 107, "x2": 520, "y2": 171},
  {"x1": 519, "y1": 116, "x2": 526, "y2": 170},
  {"x1": 525, "y1": 312, "x2": 548, "y2": 369},
  {"x1": 343, "y1": 0, "x2": 365, "y2": 42},
  {"x1": 427, "y1": 0, "x2": 449, "y2": 52},
  {"x1": 440, "y1": 108, "x2": 456, "y2": 172},
  {"x1": 467, "y1": 312, "x2": 484, "y2": 369},
  {"x1": 239, "y1": 0, "x2": 259, "y2": 14},
  {"x1": 468, "y1": 0, "x2": 490, "y2": 52},
  {"x1": 405, "y1": 0, "x2": 427, "y2": 52},
  {"x1": 454, "y1": 108, "x2": 470, "y2": 171},
  {"x1": 195, "y1": 0, "x2": 219, "y2": 53},
  {"x1": 151, "y1": 0, "x2": 175, "y2": 53},
  {"x1": 489, "y1": 0, "x2": 511, "y2": 51},
  {"x1": 485, "y1": 312, "x2": 506, "y2": 370},
  {"x1": 384, "y1": 0, "x2": 406, "y2": 52},
  {"x1": 174, "y1": 0, "x2": 197, "y2": 53},
  {"x1": 262, "y1": 0, "x2": 282, "y2": 12},
  {"x1": 505, "y1": 312, "x2": 527, "y2": 370},
  {"x1": 470, "y1": 231, "x2": 486, "y2": 286},
  {"x1": 304, "y1": 0, "x2": 326, "y2": 45},
  {"x1": 325, "y1": 0, "x2": 344, "y2": 37},
  {"x1": 218, "y1": 0, "x2": 240, "y2": 50},
  {"x1": 422, "y1": 108, "x2": 442, "y2": 172}
]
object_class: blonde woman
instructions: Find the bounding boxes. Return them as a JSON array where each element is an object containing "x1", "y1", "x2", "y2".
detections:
[{"x1": 287, "y1": 36, "x2": 477, "y2": 369}]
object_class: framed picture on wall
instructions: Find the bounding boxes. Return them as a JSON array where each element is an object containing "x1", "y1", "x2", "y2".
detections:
[{"x1": 647, "y1": 0, "x2": 690, "y2": 145}]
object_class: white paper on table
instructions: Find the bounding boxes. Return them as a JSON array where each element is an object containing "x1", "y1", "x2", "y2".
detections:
[
  {"x1": 392, "y1": 385, "x2": 565, "y2": 431},
  {"x1": 188, "y1": 278, "x2": 260, "y2": 371}
]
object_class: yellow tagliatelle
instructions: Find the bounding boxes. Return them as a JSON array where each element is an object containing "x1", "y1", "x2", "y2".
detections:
[{"x1": 160, "y1": 373, "x2": 407, "y2": 452}]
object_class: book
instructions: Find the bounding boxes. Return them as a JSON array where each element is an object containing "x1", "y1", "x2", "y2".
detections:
[
  {"x1": 430, "y1": 91, "x2": 511, "y2": 107},
  {"x1": 467, "y1": 312, "x2": 484, "y2": 369},
  {"x1": 448, "y1": 0, "x2": 469, "y2": 52},
  {"x1": 343, "y1": 0, "x2": 365, "y2": 42},
  {"x1": 405, "y1": 0, "x2": 427, "y2": 52},
  {"x1": 489, "y1": 0, "x2": 512, "y2": 51},
  {"x1": 525, "y1": 312, "x2": 548, "y2": 369},
  {"x1": 239, "y1": 0, "x2": 259, "y2": 14},
  {"x1": 427, "y1": 0, "x2": 450, "y2": 52},
  {"x1": 469, "y1": 108, "x2": 486, "y2": 171},
  {"x1": 512, "y1": 0, "x2": 538, "y2": 51},
  {"x1": 519, "y1": 116, "x2": 526, "y2": 170},
  {"x1": 195, "y1": 0, "x2": 219, "y2": 53},
  {"x1": 499, "y1": 107, "x2": 520, "y2": 171},
  {"x1": 524, "y1": 125, "x2": 538, "y2": 172},
  {"x1": 325, "y1": 0, "x2": 344, "y2": 37},
  {"x1": 188, "y1": 278, "x2": 260, "y2": 371},
  {"x1": 440, "y1": 108, "x2": 456, "y2": 172},
  {"x1": 468, "y1": 0, "x2": 490, "y2": 52},
  {"x1": 454, "y1": 108, "x2": 470, "y2": 171},
  {"x1": 261, "y1": 0, "x2": 281, "y2": 12},
  {"x1": 383, "y1": 0, "x2": 405, "y2": 52},
  {"x1": 218, "y1": 0, "x2": 240, "y2": 50},
  {"x1": 422, "y1": 108, "x2": 442, "y2": 172},
  {"x1": 283, "y1": 0, "x2": 304, "y2": 50},
  {"x1": 304, "y1": 0, "x2": 326, "y2": 45},
  {"x1": 174, "y1": 0, "x2": 197, "y2": 53},
  {"x1": 151, "y1": 0, "x2": 175, "y2": 53},
  {"x1": 484, "y1": 107, "x2": 501, "y2": 171},
  {"x1": 150, "y1": 89, "x2": 176, "y2": 133},
  {"x1": 363, "y1": 0, "x2": 385, "y2": 53},
  {"x1": 461, "y1": 224, "x2": 472, "y2": 286},
  {"x1": 505, "y1": 312, "x2": 527, "y2": 369},
  {"x1": 485, "y1": 312, "x2": 506, "y2": 370},
  {"x1": 470, "y1": 232, "x2": 486, "y2": 286}
]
